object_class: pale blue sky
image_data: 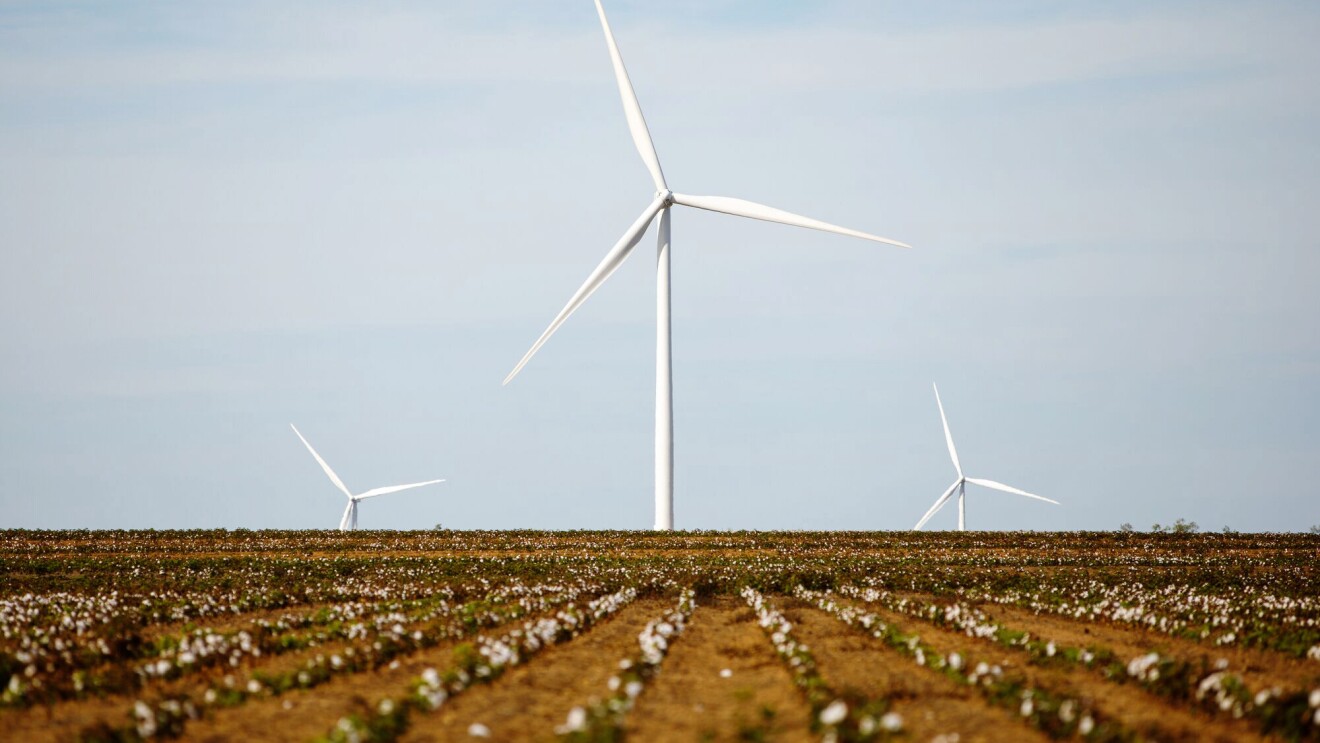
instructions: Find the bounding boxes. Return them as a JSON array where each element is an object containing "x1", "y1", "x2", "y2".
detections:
[{"x1": 2, "y1": 1, "x2": 1317, "y2": 531}]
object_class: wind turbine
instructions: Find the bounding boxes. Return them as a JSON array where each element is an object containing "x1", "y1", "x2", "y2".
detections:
[
  {"x1": 503, "y1": 0, "x2": 910, "y2": 530},
  {"x1": 913, "y1": 384, "x2": 1058, "y2": 531},
  {"x1": 290, "y1": 424, "x2": 444, "y2": 531}
]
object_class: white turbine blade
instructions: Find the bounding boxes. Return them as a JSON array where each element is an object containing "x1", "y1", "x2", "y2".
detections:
[
  {"x1": 932, "y1": 383, "x2": 962, "y2": 478},
  {"x1": 291, "y1": 424, "x2": 352, "y2": 498},
  {"x1": 338, "y1": 501, "x2": 353, "y2": 531},
  {"x1": 503, "y1": 197, "x2": 666, "y2": 385},
  {"x1": 913, "y1": 480, "x2": 961, "y2": 530},
  {"x1": 357, "y1": 479, "x2": 445, "y2": 500},
  {"x1": 966, "y1": 477, "x2": 1059, "y2": 505},
  {"x1": 594, "y1": 0, "x2": 666, "y2": 191},
  {"x1": 671, "y1": 193, "x2": 910, "y2": 249}
]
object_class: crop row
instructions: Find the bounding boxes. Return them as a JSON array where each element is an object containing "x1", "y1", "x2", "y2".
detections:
[
  {"x1": 840, "y1": 585, "x2": 1320, "y2": 740},
  {"x1": 74, "y1": 582, "x2": 601, "y2": 741}
]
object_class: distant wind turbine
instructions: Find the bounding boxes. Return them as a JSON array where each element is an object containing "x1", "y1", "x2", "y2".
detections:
[
  {"x1": 503, "y1": 0, "x2": 910, "y2": 530},
  {"x1": 913, "y1": 384, "x2": 1058, "y2": 531},
  {"x1": 290, "y1": 424, "x2": 444, "y2": 531}
]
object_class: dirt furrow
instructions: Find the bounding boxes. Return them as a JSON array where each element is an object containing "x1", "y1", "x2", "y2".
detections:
[
  {"x1": 396, "y1": 598, "x2": 668, "y2": 742},
  {"x1": 858, "y1": 600, "x2": 1274, "y2": 742},
  {"x1": 783, "y1": 601, "x2": 1053, "y2": 743},
  {"x1": 964, "y1": 598, "x2": 1320, "y2": 692},
  {"x1": 623, "y1": 596, "x2": 814, "y2": 743}
]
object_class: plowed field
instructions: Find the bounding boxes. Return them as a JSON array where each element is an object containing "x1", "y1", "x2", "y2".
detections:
[{"x1": 1, "y1": 530, "x2": 1316, "y2": 742}]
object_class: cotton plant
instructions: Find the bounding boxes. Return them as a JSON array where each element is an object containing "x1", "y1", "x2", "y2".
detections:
[
  {"x1": 798, "y1": 585, "x2": 1114, "y2": 741},
  {"x1": 556, "y1": 588, "x2": 696, "y2": 740},
  {"x1": 317, "y1": 587, "x2": 640, "y2": 743},
  {"x1": 744, "y1": 587, "x2": 902, "y2": 742}
]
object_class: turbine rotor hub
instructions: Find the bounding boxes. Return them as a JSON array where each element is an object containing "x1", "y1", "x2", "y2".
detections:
[{"x1": 656, "y1": 189, "x2": 674, "y2": 206}]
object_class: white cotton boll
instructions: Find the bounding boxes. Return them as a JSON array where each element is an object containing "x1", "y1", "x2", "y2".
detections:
[
  {"x1": 720, "y1": 669, "x2": 732, "y2": 678},
  {"x1": 819, "y1": 700, "x2": 848, "y2": 726},
  {"x1": 948, "y1": 652, "x2": 962, "y2": 670},
  {"x1": 467, "y1": 722, "x2": 491, "y2": 737},
  {"x1": 880, "y1": 712, "x2": 903, "y2": 731},
  {"x1": 421, "y1": 668, "x2": 440, "y2": 688},
  {"x1": 560, "y1": 707, "x2": 586, "y2": 733},
  {"x1": 1309, "y1": 688, "x2": 1320, "y2": 708},
  {"x1": 1079, "y1": 715, "x2": 1095, "y2": 735},
  {"x1": 625, "y1": 680, "x2": 643, "y2": 699},
  {"x1": 133, "y1": 700, "x2": 158, "y2": 738}
]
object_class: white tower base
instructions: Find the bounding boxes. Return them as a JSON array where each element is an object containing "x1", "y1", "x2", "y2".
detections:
[{"x1": 654, "y1": 208, "x2": 674, "y2": 531}]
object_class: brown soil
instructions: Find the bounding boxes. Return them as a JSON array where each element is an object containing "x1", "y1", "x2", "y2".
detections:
[
  {"x1": 969, "y1": 599, "x2": 1320, "y2": 692},
  {"x1": 623, "y1": 597, "x2": 814, "y2": 743},
  {"x1": 782, "y1": 601, "x2": 1053, "y2": 743},
  {"x1": 855, "y1": 599, "x2": 1274, "y2": 743},
  {"x1": 397, "y1": 598, "x2": 669, "y2": 743}
]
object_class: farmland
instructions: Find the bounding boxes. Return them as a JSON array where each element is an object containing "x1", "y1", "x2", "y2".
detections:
[{"x1": 1, "y1": 530, "x2": 1317, "y2": 742}]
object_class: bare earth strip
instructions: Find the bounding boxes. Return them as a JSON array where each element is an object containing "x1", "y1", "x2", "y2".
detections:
[
  {"x1": 860, "y1": 601, "x2": 1274, "y2": 743},
  {"x1": 968, "y1": 599, "x2": 1320, "y2": 692},
  {"x1": 783, "y1": 601, "x2": 1053, "y2": 743},
  {"x1": 398, "y1": 597, "x2": 669, "y2": 743},
  {"x1": 623, "y1": 596, "x2": 814, "y2": 743}
]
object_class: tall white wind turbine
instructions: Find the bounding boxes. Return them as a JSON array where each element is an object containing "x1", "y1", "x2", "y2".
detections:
[
  {"x1": 913, "y1": 384, "x2": 1058, "y2": 531},
  {"x1": 290, "y1": 424, "x2": 444, "y2": 531},
  {"x1": 504, "y1": 0, "x2": 910, "y2": 530}
]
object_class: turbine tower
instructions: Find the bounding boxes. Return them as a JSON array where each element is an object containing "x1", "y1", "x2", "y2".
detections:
[
  {"x1": 913, "y1": 384, "x2": 1058, "y2": 531},
  {"x1": 290, "y1": 424, "x2": 444, "y2": 531},
  {"x1": 504, "y1": 1, "x2": 910, "y2": 530}
]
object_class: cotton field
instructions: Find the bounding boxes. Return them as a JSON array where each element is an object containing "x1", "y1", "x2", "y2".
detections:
[{"x1": 1, "y1": 530, "x2": 1317, "y2": 742}]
